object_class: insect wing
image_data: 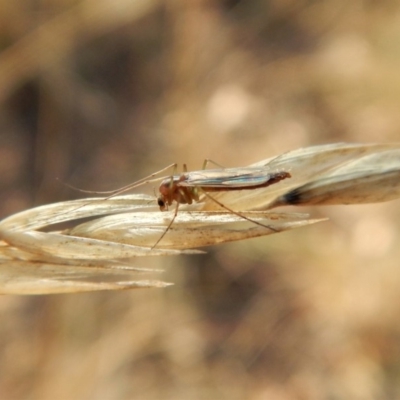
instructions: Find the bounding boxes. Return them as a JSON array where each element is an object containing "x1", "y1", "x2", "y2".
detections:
[{"x1": 179, "y1": 168, "x2": 281, "y2": 188}]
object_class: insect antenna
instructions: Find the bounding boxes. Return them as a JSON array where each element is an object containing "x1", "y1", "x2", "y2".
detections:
[
  {"x1": 58, "y1": 163, "x2": 178, "y2": 218},
  {"x1": 57, "y1": 179, "x2": 123, "y2": 195}
]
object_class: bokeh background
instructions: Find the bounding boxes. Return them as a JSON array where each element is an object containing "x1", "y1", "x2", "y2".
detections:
[{"x1": 1, "y1": 0, "x2": 400, "y2": 399}]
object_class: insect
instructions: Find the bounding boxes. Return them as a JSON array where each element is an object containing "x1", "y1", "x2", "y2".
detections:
[
  {"x1": 157, "y1": 167, "x2": 291, "y2": 210},
  {"x1": 63, "y1": 163, "x2": 291, "y2": 249},
  {"x1": 152, "y1": 164, "x2": 291, "y2": 248}
]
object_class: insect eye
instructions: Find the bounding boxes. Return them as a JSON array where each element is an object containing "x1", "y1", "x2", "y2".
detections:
[{"x1": 157, "y1": 197, "x2": 166, "y2": 211}]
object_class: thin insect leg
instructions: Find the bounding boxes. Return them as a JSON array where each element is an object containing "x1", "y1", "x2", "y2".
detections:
[
  {"x1": 202, "y1": 159, "x2": 226, "y2": 170},
  {"x1": 200, "y1": 190, "x2": 278, "y2": 232},
  {"x1": 102, "y1": 163, "x2": 178, "y2": 200},
  {"x1": 59, "y1": 164, "x2": 178, "y2": 197},
  {"x1": 166, "y1": 164, "x2": 179, "y2": 189},
  {"x1": 151, "y1": 203, "x2": 180, "y2": 249},
  {"x1": 59, "y1": 175, "x2": 169, "y2": 196},
  {"x1": 57, "y1": 179, "x2": 120, "y2": 195},
  {"x1": 59, "y1": 164, "x2": 178, "y2": 218}
]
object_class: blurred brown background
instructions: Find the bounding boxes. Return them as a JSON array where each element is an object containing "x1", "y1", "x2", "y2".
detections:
[{"x1": 1, "y1": 0, "x2": 400, "y2": 399}]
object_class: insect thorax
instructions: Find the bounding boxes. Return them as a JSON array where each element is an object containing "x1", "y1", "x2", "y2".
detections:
[{"x1": 158, "y1": 176, "x2": 200, "y2": 209}]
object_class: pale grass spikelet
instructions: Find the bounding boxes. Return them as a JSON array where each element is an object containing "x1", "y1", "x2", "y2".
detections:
[{"x1": 0, "y1": 143, "x2": 399, "y2": 295}]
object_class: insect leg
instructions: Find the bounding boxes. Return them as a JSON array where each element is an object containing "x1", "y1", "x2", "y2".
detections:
[
  {"x1": 151, "y1": 203, "x2": 180, "y2": 249},
  {"x1": 199, "y1": 190, "x2": 278, "y2": 232},
  {"x1": 59, "y1": 164, "x2": 178, "y2": 218},
  {"x1": 202, "y1": 159, "x2": 226, "y2": 170},
  {"x1": 60, "y1": 163, "x2": 178, "y2": 197},
  {"x1": 104, "y1": 163, "x2": 178, "y2": 200}
]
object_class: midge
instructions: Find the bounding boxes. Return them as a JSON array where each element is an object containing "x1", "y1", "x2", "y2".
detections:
[
  {"x1": 66, "y1": 162, "x2": 291, "y2": 248},
  {"x1": 148, "y1": 162, "x2": 291, "y2": 248},
  {"x1": 78, "y1": 161, "x2": 291, "y2": 210},
  {"x1": 156, "y1": 165, "x2": 291, "y2": 211}
]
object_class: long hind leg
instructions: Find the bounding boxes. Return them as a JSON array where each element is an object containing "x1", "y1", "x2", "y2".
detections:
[{"x1": 200, "y1": 190, "x2": 278, "y2": 233}]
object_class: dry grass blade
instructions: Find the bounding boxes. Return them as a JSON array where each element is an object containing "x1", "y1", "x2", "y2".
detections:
[
  {"x1": 0, "y1": 191, "x2": 319, "y2": 294},
  {"x1": 1, "y1": 142, "x2": 399, "y2": 295},
  {"x1": 67, "y1": 210, "x2": 323, "y2": 249},
  {"x1": 205, "y1": 143, "x2": 400, "y2": 211},
  {"x1": 0, "y1": 260, "x2": 171, "y2": 295},
  {"x1": 267, "y1": 145, "x2": 400, "y2": 208},
  {"x1": 0, "y1": 194, "x2": 156, "y2": 231}
]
